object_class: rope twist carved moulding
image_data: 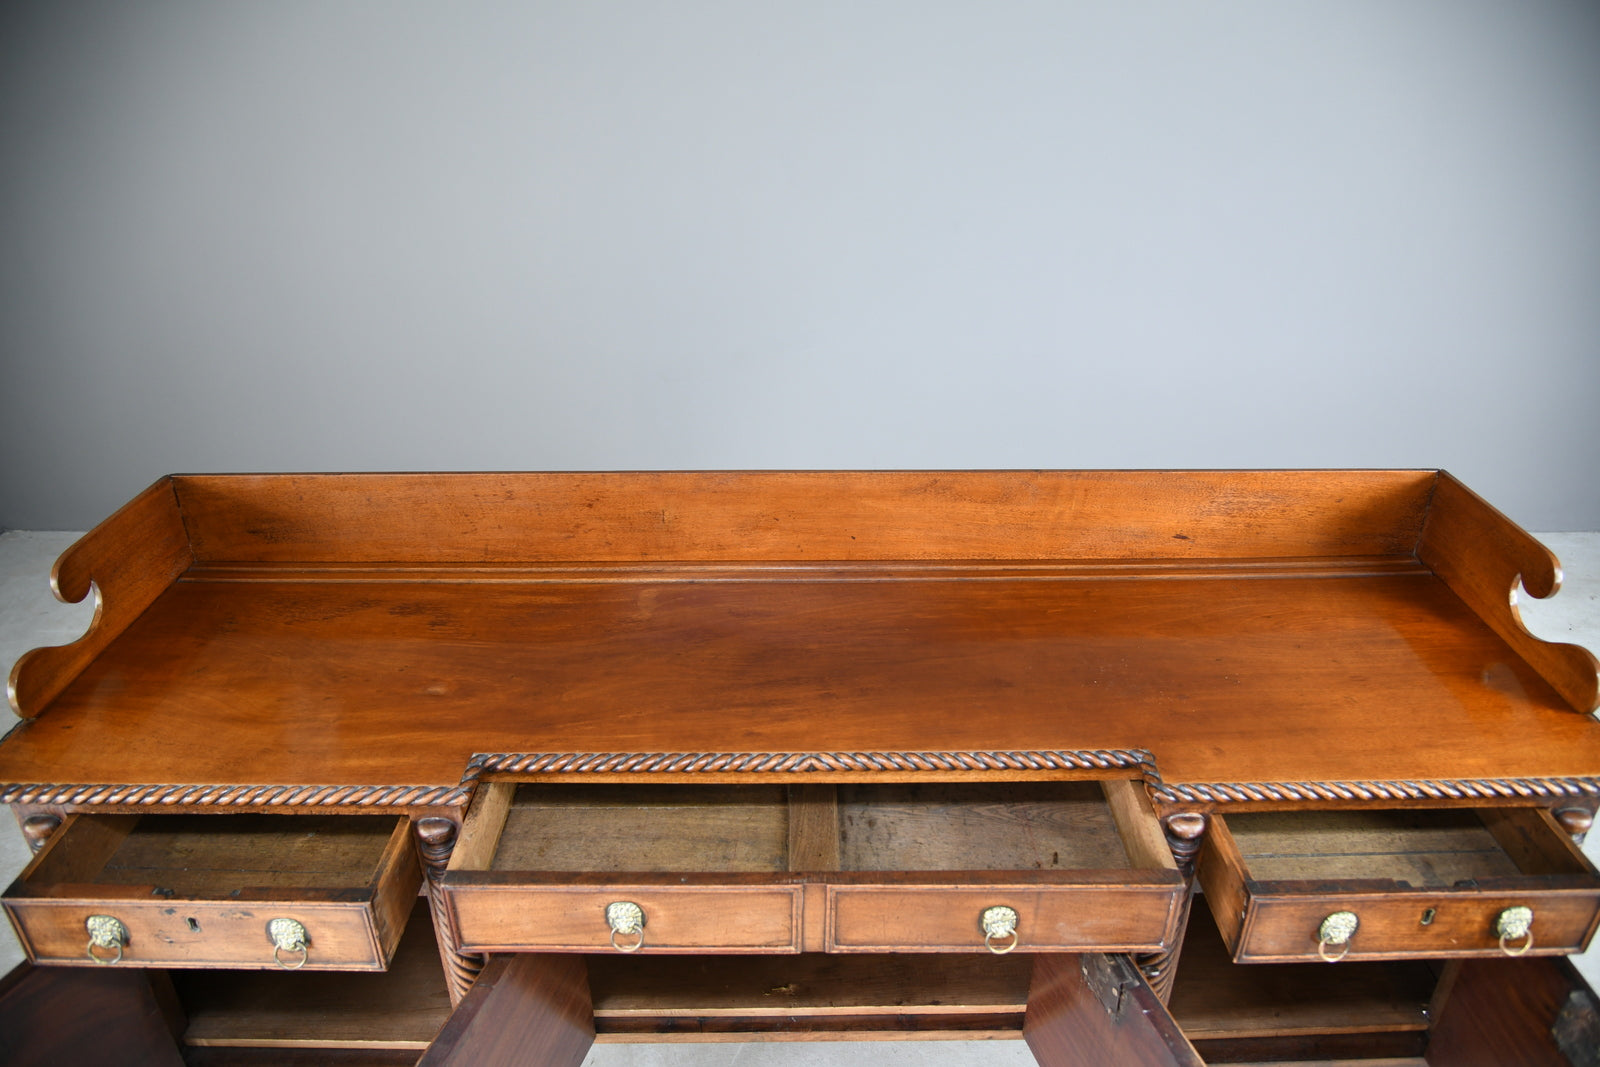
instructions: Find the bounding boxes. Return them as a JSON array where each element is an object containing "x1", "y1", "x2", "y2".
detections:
[
  {"x1": 0, "y1": 782, "x2": 475, "y2": 808},
  {"x1": 1150, "y1": 777, "x2": 1600, "y2": 805},
  {"x1": 6, "y1": 757, "x2": 1598, "y2": 811},
  {"x1": 460, "y1": 748, "x2": 1162, "y2": 781}
]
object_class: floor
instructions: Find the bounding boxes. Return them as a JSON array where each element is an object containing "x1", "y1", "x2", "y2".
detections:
[{"x1": 1, "y1": 529, "x2": 1597, "y2": 1065}]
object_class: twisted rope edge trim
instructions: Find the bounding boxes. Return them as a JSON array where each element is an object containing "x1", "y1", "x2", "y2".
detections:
[
  {"x1": 1149, "y1": 777, "x2": 1600, "y2": 805},
  {"x1": 0, "y1": 781, "x2": 472, "y2": 807},
  {"x1": 461, "y1": 749, "x2": 1160, "y2": 783}
]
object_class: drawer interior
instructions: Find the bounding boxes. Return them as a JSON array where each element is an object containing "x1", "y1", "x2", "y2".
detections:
[
  {"x1": 836, "y1": 782, "x2": 1130, "y2": 871},
  {"x1": 18, "y1": 813, "x2": 408, "y2": 896},
  {"x1": 1222, "y1": 808, "x2": 1592, "y2": 886},
  {"x1": 472, "y1": 779, "x2": 1162, "y2": 874},
  {"x1": 492, "y1": 785, "x2": 789, "y2": 872}
]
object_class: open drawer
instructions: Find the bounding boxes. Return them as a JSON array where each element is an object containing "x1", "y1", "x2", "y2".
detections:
[
  {"x1": 440, "y1": 778, "x2": 1184, "y2": 956},
  {"x1": 1197, "y1": 807, "x2": 1600, "y2": 963},
  {"x1": 3, "y1": 813, "x2": 420, "y2": 971}
]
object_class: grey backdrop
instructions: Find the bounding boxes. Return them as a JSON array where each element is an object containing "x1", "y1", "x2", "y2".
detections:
[{"x1": 3, "y1": 2, "x2": 1598, "y2": 531}]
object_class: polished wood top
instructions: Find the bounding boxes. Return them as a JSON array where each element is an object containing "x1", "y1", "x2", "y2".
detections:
[
  {"x1": 2, "y1": 471, "x2": 1596, "y2": 804},
  {"x1": 1, "y1": 561, "x2": 1597, "y2": 797}
]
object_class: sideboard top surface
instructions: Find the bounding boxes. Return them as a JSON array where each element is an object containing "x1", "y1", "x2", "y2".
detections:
[{"x1": 3, "y1": 470, "x2": 1597, "y2": 805}]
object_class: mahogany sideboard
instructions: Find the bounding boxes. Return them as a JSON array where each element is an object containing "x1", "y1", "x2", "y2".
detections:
[{"x1": 2, "y1": 470, "x2": 1599, "y2": 1066}]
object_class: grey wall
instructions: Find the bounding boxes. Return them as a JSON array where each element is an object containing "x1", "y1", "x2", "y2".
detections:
[{"x1": 3, "y1": 2, "x2": 1598, "y2": 531}]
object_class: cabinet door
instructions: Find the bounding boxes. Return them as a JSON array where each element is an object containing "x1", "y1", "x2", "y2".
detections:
[
  {"x1": 1024, "y1": 952, "x2": 1203, "y2": 1066},
  {"x1": 418, "y1": 954, "x2": 593, "y2": 1067},
  {"x1": 0, "y1": 961, "x2": 185, "y2": 1067},
  {"x1": 1425, "y1": 957, "x2": 1600, "y2": 1066}
]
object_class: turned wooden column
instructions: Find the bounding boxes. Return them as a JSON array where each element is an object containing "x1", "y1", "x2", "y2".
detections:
[
  {"x1": 20, "y1": 814, "x2": 62, "y2": 853},
  {"x1": 1554, "y1": 805, "x2": 1595, "y2": 841},
  {"x1": 415, "y1": 817, "x2": 488, "y2": 1004},
  {"x1": 1137, "y1": 812, "x2": 1208, "y2": 1003}
]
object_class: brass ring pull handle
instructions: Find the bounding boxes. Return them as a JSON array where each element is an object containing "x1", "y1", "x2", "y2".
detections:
[
  {"x1": 606, "y1": 901, "x2": 646, "y2": 953},
  {"x1": 268, "y1": 918, "x2": 310, "y2": 970},
  {"x1": 85, "y1": 915, "x2": 128, "y2": 965},
  {"x1": 1316, "y1": 911, "x2": 1359, "y2": 963},
  {"x1": 981, "y1": 905, "x2": 1019, "y2": 955},
  {"x1": 1496, "y1": 906, "x2": 1534, "y2": 957}
]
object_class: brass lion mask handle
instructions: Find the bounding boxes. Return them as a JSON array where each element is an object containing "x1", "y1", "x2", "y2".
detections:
[
  {"x1": 606, "y1": 901, "x2": 646, "y2": 953},
  {"x1": 981, "y1": 905, "x2": 1019, "y2": 954},
  {"x1": 268, "y1": 917, "x2": 310, "y2": 970},
  {"x1": 1496, "y1": 906, "x2": 1534, "y2": 957},
  {"x1": 85, "y1": 915, "x2": 128, "y2": 965},
  {"x1": 1317, "y1": 911, "x2": 1359, "y2": 962}
]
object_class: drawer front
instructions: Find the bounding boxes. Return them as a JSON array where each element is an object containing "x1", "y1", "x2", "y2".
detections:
[
  {"x1": 825, "y1": 883, "x2": 1182, "y2": 954},
  {"x1": 3, "y1": 812, "x2": 420, "y2": 972},
  {"x1": 1233, "y1": 889, "x2": 1600, "y2": 963},
  {"x1": 447, "y1": 884, "x2": 804, "y2": 953},
  {"x1": 1198, "y1": 807, "x2": 1600, "y2": 964},
  {"x1": 4, "y1": 899, "x2": 390, "y2": 971}
]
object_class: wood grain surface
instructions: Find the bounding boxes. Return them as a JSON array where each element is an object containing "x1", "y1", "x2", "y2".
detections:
[
  {"x1": 7, "y1": 477, "x2": 192, "y2": 717},
  {"x1": 1, "y1": 470, "x2": 1595, "y2": 808},
  {"x1": 1168, "y1": 904, "x2": 1435, "y2": 1040},
  {"x1": 176, "y1": 899, "x2": 450, "y2": 1049},
  {"x1": 1199, "y1": 808, "x2": 1600, "y2": 963},
  {"x1": 171, "y1": 470, "x2": 1437, "y2": 563},
  {"x1": 2, "y1": 565, "x2": 1595, "y2": 797},
  {"x1": 1024, "y1": 952, "x2": 1203, "y2": 1066},
  {"x1": 0, "y1": 960, "x2": 186, "y2": 1066},
  {"x1": 416, "y1": 953, "x2": 592, "y2": 1067},
  {"x1": 1419, "y1": 472, "x2": 1600, "y2": 712},
  {"x1": 6, "y1": 812, "x2": 420, "y2": 970},
  {"x1": 1423, "y1": 956, "x2": 1595, "y2": 1066}
]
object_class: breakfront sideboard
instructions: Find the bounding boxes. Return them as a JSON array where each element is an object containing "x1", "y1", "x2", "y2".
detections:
[{"x1": 2, "y1": 470, "x2": 1598, "y2": 1066}]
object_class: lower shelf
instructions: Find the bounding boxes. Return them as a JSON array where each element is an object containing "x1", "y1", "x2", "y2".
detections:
[
  {"x1": 172, "y1": 898, "x2": 451, "y2": 1055},
  {"x1": 1169, "y1": 904, "x2": 1437, "y2": 1063},
  {"x1": 589, "y1": 951, "x2": 1032, "y2": 1041},
  {"x1": 581, "y1": 907, "x2": 1441, "y2": 1053}
]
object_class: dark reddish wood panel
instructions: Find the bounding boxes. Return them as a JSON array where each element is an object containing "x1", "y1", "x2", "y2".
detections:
[
  {"x1": 0, "y1": 962, "x2": 184, "y2": 1067},
  {"x1": 417, "y1": 954, "x2": 592, "y2": 1067},
  {"x1": 1024, "y1": 953, "x2": 1202, "y2": 1066},
  {"x1": 1425, "y1": 957, "x2": 1593, "y2": 1066}
]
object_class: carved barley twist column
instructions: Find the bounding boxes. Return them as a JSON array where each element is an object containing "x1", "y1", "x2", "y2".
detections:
[
  {"x1": 414, "y1": 817, "x2": 486, "y2": 1004},
  {"x1": 1137, "y1": 811, "x2": 1209, "y2": 1003},
  {"x1": 1161, "y1": 812, "x2": 1208, "y2": 878}
]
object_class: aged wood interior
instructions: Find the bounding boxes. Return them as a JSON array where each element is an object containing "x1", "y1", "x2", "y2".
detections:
[
  {"x1": 25, "y1": 814, "x2": 401, "y2": 895},
  {"x1": 484, "y1": 781, "x2": 1141, "y2": 875},
  {"x1": 1225, "y1": 809, "x2": 1563, "y2": 887}
]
